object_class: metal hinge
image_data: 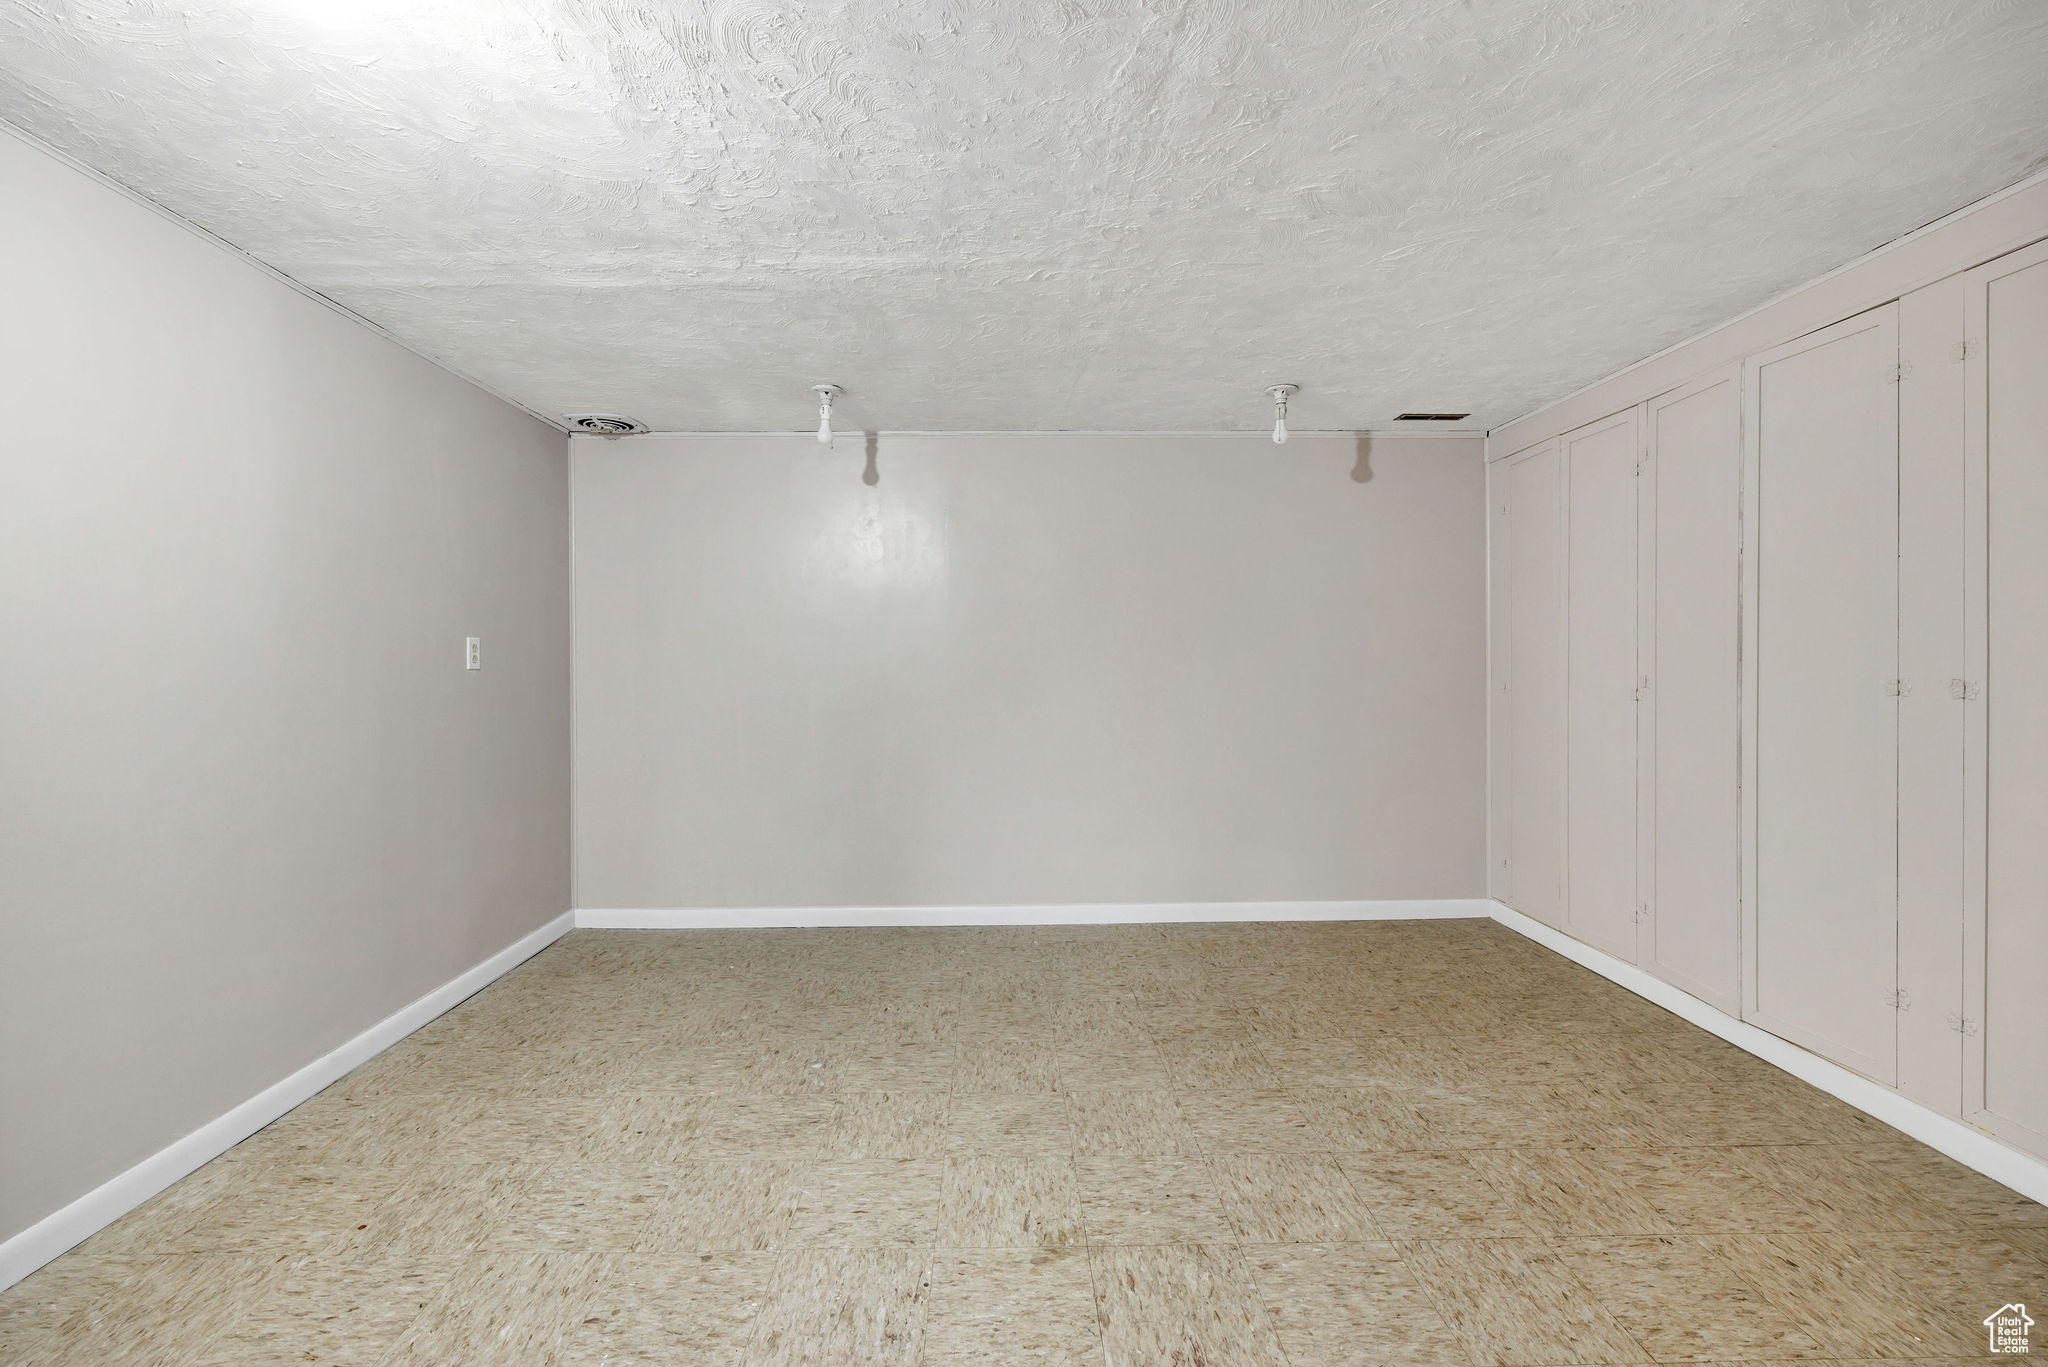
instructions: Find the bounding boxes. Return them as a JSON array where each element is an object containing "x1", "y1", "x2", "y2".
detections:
[
  {"x1": 1634, "y1": 675, "x2": 1652, "y2": 702},
  {"x1": 1889, "y1": 361, "x2": 1914, "y2": 384},
  {"x1": 1634, "y1": 903, "x2": 1652, "y2": 925},
  {"x1": 1887, "y1": 679, "x2": 1912, "y2": 698},
  {"x1": 1947, "y1": 1012, "x2": 1980, "y2": 1036},
  {"x1": 1951, "y1": 339, "x2": 1977, "y2": 363},
  {"x1": 1949, "y1": 677, "x2": 1982, "y2": 700},
  {"x1": 1884, "y1": 988, "x2": 1911, "y2": 1011}
]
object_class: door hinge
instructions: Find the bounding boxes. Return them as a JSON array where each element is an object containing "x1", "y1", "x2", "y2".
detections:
[
  {"x1": 1887, "y1": 679, "x2": 1912, "y2": 698},
  {"x1": 1884, "y1": 988, "x2": 1911, "y2": 1011},
  {"x1": 1947, "y1": 1012, "x2": 1980, "y2": 1036},
  {"x1": 1951, "y1": 339, "x2": 1976, "y2": 363},
  {"x1": 1949, "y1": 677, "x2": 1982, "y2": 700},
  {"x1": 1889, "y1": 361, "x2": 1913, "y2": 384},
  {"x1": 1633, "y1": 675, "x2": 1652, "y2": 702},
  {"x1": 1634, "y1": 903, "x2": 1652, "y2": 925}
]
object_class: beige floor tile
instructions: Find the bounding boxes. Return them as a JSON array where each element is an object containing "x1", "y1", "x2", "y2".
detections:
[
  {"x1": 636, "y1": 1161, "x2": 805, "y2": 1253},
  {"x1": 562, "y1": 1252, "x2": 775, "y2": 1365},
  {"x1": 1555, "y1": 1236, "x2": 1829, "y2": 1360},
  {"x1": 1089, "y1": 1243, "x2": 1289, "y2": 1366},
  {"x1": 785, "y1": 1159, "x2": 945, "y2": 1247},
  {"x1": 1842, "y1": 1142, "x2": 2048, "y2": 1228},
  {"x1": 1176, "y1": 1089, "x2": 1324, "y2": 1154},
  {"x1": 1465, "y1": 1149, "x2": 1672, "y2": 1236},
  {"x1": 1212, "y1": 1155, "x2": 1383, "y2": 1243},
  {"x1": 484, "y1": 1160, "x2": 670, "y2": 1250},
  {"x1": 939, "y1": 1157, "x2": 1084, "y2": 1250},
  {"x1": 189, "y1": 1247, "x2": 458, "y2": 1366},
  {"x1": 1700, "y1": 1232, "x2": 1971, "y2": 1358},
  {"x1": 671, "y1": 1096, "x2": 838, "y2": 1159},
  {"x1": 360, "y1": 1161, "x2": 540, "y2": 1256},
  {"x1": 952, "y1": 1036, "x2": 1061, "y2": 1093},
  {"x1": 51, "y1": 1253, "x2": 285, "y2": 1367},
  {"x1": 742, "y1": 1248, "x2": 932, "y2": 1367},
  {"x1": 1074, "y1": 1157, "x2": 1236, "y2": 1245},
  {"x1": 1156, "y1": 1032, "x2": 1276, "y2": 1089},
  {"x1": 1244, "y1": 1241, "x2": 1468, "y2": 1367},
  {"x1": 1340, "y1": 1152, "x2": 1538, "y2": 1239},
  {"x1": 945, "y1": 1093, "x2": 1075, "y2": 1156},
  {"x1": 822, "y1": 1092, "x2": 950, "y2": 1158},
  {"x1": 1064, "y1": 1089, "x2": 1200, "y2": 1156},
  {"x1": 1054, "y1": 1035, "x2": 1173, "y2": 1089},
  {"x1": 19, "y1": 922, "x2": 2030, "y2": 1367},
  {"x1": 837, "y1": 1044, "x2": 957, "y2": 1092},
  {"x1": 1729, "y1": 1145, "x2": 1965, "y2": 1233},
  {"x1": 1298, "y1": 1086, "x2": 1436, "y2": 1152},
  {"x1": 1604, "y1": 1149, "x2": 1836, "y2": 1235},
  {"x1": 1397, "y1": 1237, "x2": 1650, "y2": 1365},
  {"x1": 0, "y1": 1252, "x2": 147, "y2": 1366},
  {"x1": 923, "y1": 1249, "x2": 1099, "y2": 1365},
  {"x1": 1850, "y1": 1230, "x2": 2048, "y2": 1352},
  {"x1": 380, "y1": 1251, "x2": 598, "y2": 1367},
  {"x1": 175, "y1": 1163, "x2": 414, "y2": 1256}
]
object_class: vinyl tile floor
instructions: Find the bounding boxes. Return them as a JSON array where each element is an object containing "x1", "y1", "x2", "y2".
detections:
[{"x1": 4, "y1": 919, "x2": 2045, "y2": 1365}]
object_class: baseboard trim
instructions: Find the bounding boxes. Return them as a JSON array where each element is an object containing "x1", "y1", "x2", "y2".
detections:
[
  {"x1": 1489, "y1": 901, "x2": 2048, "y2": 1207},
  {"x1": 0, "y1": 910, "x2": 575, "y2": 1293},
  {"x1": 574, "y1": 899, "x2": 1495, "y2": 929}
]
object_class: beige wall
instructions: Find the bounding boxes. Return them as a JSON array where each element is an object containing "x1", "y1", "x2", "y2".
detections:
[
  {"x1": 572, "y1": 433, "x2": 1486, "y2": 909},
  {"x1": 0, "y1": 132, "x2": 571, "y2": 1245}
]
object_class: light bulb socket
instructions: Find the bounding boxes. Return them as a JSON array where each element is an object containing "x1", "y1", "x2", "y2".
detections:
[{"x1": 1265, "y1": 384, "x2": 1298, "y2": 445}]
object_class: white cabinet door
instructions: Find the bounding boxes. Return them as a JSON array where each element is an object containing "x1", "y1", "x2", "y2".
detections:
[
  {"x1": 1641, "y1": 368, "x2": 1743, "y2": 1014},
  {"x1": 1963, "y1": 238, "x2": 2048, "y2": 1158},
  {"x1": 1743, "y1": 304, "x2": 1900, "y2": 1085},
  {"x1": 1503, "y1": 440, "x2": 1565, "y2": 927},
  {"x1": 1564, "y1": 411, "x2": 1640, "y2": 960}
]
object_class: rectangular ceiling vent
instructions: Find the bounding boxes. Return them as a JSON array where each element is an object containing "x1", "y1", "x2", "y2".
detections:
[{"x1": 1394, "y1": 412, "x2": 1471, "y2": 422}]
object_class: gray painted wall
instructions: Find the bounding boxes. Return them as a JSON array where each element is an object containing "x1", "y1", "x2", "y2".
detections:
[
  {"x1": 0, "y1": 131, "x2": 571, "y2": 1245},
  {"x1": 572, "y1": 433, "x2": 1487, "y2": 909}
]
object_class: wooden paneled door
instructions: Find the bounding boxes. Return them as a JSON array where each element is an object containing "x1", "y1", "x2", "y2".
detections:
[
  {"x1": 1497, "y1": 439, "x2": 1565, "y2": 928},
  {"x1": 1743, "y1": 303, "x2": 1901, "y2": 1085},
  {"x1": 1563, "y1": 410, "x2": 1640, "y2": 960},
  {"x1": 1962, "y1": 237, "x2": 2048, "y2": 1159},
  {"x1": 1639, "y1": 367, "x2": 1743, "y2": 1014}
]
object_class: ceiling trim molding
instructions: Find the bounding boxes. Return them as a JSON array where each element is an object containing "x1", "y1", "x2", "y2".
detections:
[
  {"x1": 569, "y1": 428, "x2": 1487, "y2": 441},
  {"x1": 0, "y1": 117, "x2": 571, "y2": 436}
]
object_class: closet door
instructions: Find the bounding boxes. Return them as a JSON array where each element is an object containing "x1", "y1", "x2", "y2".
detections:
[
  {"x1": 1963, "y1": 238, "x2": 2048, "y2": 1158},
  {"x1": 1563, "y1": 411, "x2": 1639, "y2": 959},
  {"x1": 1502, "y1": 440, "x2": 1565, "y2": 927},
  {"x1": 1743, "y1": 304, "x2": 1900, "y2": 1084},
  {"x1": 1640, "y1": 368, "x2": 1742, "y2": 1014}
]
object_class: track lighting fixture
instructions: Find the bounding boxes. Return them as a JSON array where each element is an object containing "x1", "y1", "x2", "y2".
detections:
[
  {"x1": 812, "y1": 384, "x2": 842, "y2": 446},
  {"x1": 1266, "y1": 384, "x2": 1299, "y2": 445}
]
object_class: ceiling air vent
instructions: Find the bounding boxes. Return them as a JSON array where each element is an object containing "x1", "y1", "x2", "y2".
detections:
[
  {"x1": 565, "y1": 413, "x2": 648, "y2": 436},
  {"x1": 1394, "y1": 412, "x2": 1471, "y2": 422}
]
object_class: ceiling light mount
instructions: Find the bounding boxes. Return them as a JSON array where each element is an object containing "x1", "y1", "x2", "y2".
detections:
[
  {"x1": 1265, "y1": 384, "x2": 1299, "y2": 445},
  {"x1": 812, "y1": 384, "x2": 843, "y2": 446}
]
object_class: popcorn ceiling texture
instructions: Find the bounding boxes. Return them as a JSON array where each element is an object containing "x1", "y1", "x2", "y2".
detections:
[{"x1": 2, "y1": 1, "x2": 2046, "y2": 433}]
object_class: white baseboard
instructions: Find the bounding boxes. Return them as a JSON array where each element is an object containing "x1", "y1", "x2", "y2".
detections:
[
  {"x1": 575, "y1": 899, "x2": 1494, "y2": 929},
  {"x1": 0, "y1": 910, "x2": 575, "y2": 1293},
  {"x1": 1489, "y1": 901, "x2": 2048, "y2": 1207}
]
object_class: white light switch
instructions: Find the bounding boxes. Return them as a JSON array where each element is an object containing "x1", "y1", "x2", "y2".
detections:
[{"x1": 465, "y1": 637, "x2": 481, "y2": 670}]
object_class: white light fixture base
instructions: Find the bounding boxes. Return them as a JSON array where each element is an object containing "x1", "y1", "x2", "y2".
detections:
[
  {"x1": 811, "y1": 384, "x2": 843, "y2": 446},
  {"x1": 1265, "y1": 384, "x2": 1299, "y2": 444}
]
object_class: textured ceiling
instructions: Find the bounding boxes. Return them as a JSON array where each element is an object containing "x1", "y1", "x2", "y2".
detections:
[{"x1": 3, "y1": 2, "x2": 2047, "y2": 435}]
